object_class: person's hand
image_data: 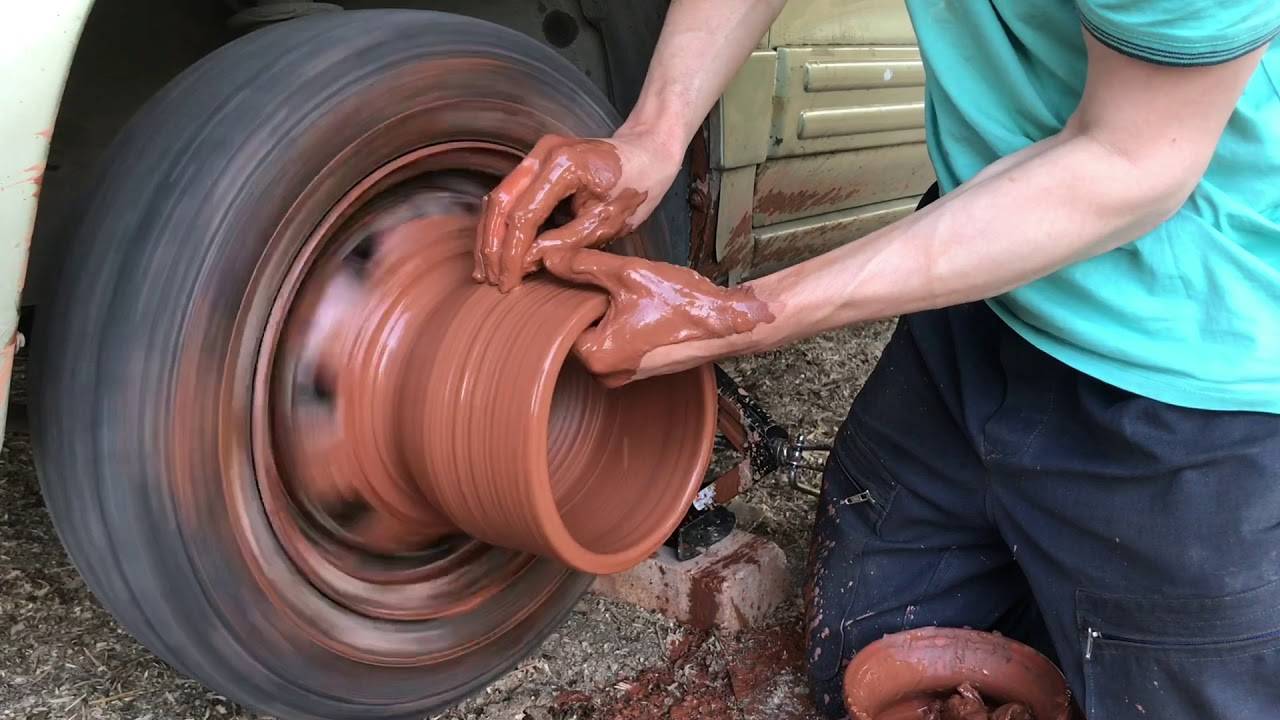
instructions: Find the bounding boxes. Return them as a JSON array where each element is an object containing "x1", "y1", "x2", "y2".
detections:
[
  {"x1": 541, "y1": 248, "x2": 775, "y2": 386},
  {"x1": 474, "y1": 130, "x2": 681, "y2": 292}
]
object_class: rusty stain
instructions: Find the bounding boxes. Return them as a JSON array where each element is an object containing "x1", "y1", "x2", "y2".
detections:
[
  {"x1": 2, "y1": 163, "x2": 45, "y2": 198},
  {"x1": 687, "y1": 125, "x2": 754, "y2": 283},
  {"x1": 755, "y1": 185, "x2": 863, "y2": 219},
  {"x1": 686, "y1": 126, "x2": 720, "y2": 274},
  {"x1": 753, "y1": 142, "x2": 934, "y2": 225},
  {"x1": 710, "y1": 207, "x2": 755, "y2": 283},
  {"x1": 729, "y1": 205, "x2": 753, "y2": 245},
  {"x1": 712, "y1": 459, "x2": 754, "y2": 505},
  {"x1": 36, "y1": 128, "x2": 53, "y2": 140},
  {"x1": 750, "y1": 233, "x2": 827, "y2": 275},
  {"x1": 752, "y1": 199, "x2": 917, "y2": 275}
]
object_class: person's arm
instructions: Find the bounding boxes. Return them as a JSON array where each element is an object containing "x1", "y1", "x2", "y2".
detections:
[
  {"x1": 611, "y1": 35, "x2": 1268, "y2": 379},
  {"x1": 475, "y1": 0, "x2": 788, "y2": 291},
  {"x1": 617, "y1": 0, "x2": 789, "y2": 169}
]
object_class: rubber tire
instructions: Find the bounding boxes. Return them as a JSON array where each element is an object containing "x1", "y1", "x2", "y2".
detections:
[{"x1": 30, "y1": 11, "x2": 654, "y2": 719}]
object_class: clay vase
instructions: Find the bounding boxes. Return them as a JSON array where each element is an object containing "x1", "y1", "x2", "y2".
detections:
[
  {"x1": 843, "y1": 628, "x2": 1078, "y2": 720},
  {"x1": 398, "y1": 233, "x2": 717, "y2": 576}
]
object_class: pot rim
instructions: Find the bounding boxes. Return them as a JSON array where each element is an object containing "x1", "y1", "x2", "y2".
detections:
[{"x1": 519, "y1": 299, "x2": 718, "y2": 574}]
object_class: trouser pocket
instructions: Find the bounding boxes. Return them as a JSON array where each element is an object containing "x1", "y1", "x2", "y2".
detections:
[
  {"x1": 1078, "y1": 578, "x2": 1280, "y2": 719},
  {"x1": 804, "y1": 425, "x2": 897, "y2": 715}
]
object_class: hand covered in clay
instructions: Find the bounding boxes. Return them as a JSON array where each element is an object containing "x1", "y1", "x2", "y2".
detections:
[
  {"x1": 541, "y1": 248, "x2": 775, "y2": 387},
  {"x1": 474, "y1": 131, "x2": 679, "y2": 292}
]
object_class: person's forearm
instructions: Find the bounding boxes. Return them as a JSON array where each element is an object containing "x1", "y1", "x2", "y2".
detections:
[
  {"x1": 734, "y1": 124, "x2": 1196, "y2": 351},
  {"x1": 617, "y1": 0, "x2": 788, "y2": 163}
]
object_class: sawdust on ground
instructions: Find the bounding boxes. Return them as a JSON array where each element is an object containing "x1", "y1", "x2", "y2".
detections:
[{"x1": 0, "y1": 322, "x2": 894, "y2": 720}]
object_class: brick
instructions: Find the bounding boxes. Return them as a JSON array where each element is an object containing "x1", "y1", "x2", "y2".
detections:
[{"x1": 591, "y1": 530, "x2": 791, "y2": 632}]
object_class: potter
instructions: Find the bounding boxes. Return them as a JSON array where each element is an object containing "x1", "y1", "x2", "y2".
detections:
[{"x1": 478, "y1": 0, "x2": 1280, "y2": 717}]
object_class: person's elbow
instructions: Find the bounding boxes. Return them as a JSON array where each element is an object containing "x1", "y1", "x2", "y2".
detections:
[
  {"x1": 1072, "y1": 121, "x2": 1213, "y2": 228},
  {"x1": 1063, "y1": 34, "x2": 1261, "y2": 230}
]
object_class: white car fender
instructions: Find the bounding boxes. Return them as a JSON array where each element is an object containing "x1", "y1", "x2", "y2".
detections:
[{"x1": 0, "y1": 0, "x2": 95, "y2": 428}]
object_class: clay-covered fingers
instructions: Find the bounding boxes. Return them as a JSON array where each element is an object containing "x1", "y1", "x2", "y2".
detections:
[
  {"x1": 473, "y1": 134, "x2": 573, "y2": 285},
  {"x1": 496, "y1": 143, "x2": 621, "y2": 292},
  {"x1": 571, "y1": 328, "x2": 636, "y2": 388},
  {"x1": 527, "y1": 201, "x2": 617, "y2": 261},
  {"x1": 475, "y1": 158, "x2": 533, "y2": 283},
  {"x1": 539, "y1": 247, "x2": 631, "y2": 289},
  {"x1": 542, "y1": 248, "x2": 644, "y2": 385},
  {"x1": 473, "y1": 193, "x2": 501, "y2": 282},
  {"x1": 476, "y1": 135, "x2": 638, "y2": 292},
  {"x1": 528, "y1": 187, "x2": 645, "y2": 265}
]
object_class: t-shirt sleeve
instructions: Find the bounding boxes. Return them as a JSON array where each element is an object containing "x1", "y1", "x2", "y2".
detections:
[{"x1": 1075, "y1": 1, "x2": 1280, "y2": 66}]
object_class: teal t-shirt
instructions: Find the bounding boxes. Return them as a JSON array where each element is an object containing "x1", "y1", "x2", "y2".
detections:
[{"x1": 904, "y1": 1, "x2": 1280, "y2": 412}]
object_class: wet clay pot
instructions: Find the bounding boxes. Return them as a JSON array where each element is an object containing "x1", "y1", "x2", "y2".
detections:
[
  {"x1": 843, "y1": 628, "x2": 1078, "y2": 720},
  {"x1": 289, "y1": 209, "x2": 717, "y2": 577},
  {"x1": 402, "y1": 242, "x2": 716, "y2": 575}
]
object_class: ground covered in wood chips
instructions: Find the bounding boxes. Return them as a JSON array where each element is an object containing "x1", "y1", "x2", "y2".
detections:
[{"x1": 0, "y1": 322, "x2": 893, "y2": 720}]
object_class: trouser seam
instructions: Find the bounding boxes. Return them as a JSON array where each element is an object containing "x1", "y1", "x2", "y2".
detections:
[{"x1": 906, "y1": 546, "x2": 958, "y2": 631}]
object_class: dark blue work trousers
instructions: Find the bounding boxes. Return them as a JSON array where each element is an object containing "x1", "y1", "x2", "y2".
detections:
[{"x1": 804, "y1": 301, "x2": 1280, "y2": 719}]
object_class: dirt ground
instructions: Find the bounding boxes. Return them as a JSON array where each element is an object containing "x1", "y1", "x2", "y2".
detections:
[{"x1": 0, "y1": 321, "x2": 894, "y2": 720}]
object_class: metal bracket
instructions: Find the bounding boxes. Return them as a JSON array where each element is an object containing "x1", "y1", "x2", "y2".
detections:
[
  {"x1": 672, "y1": 505, "x2": 737, "y2": 561},
  {"x1": 705, "y1": 365, "x2": 789, "y2": 502},
  {"x1": 774, "y1": 432, "x2": 831, "y2": 497},
  {"x1": 711, "y1": 366, "x2": 831, "y2": 498},
  {"x1": 667, "y1": 366, "x2": 832, "y2": 559}
]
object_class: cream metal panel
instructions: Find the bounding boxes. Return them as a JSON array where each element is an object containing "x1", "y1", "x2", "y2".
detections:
[
  {"x1": 711, "y1": 0, "x2": 930, "y2": 279},
  {"x1": 749, "y1": 196, "x2": 918, "y2": 279},
  {"x1": 771, "y1": 0, "x2": 916, "y2": 47},
  {"x1": 712, "y1": 51, "x2": 778, "y2": 170},
  {"x1": 753, "y1": 143, "x2": 933, "y2": 226},
  {"x1": 0, "y1": 0, "x2": 96, "y2": 430},
  {"x1": 799, "y1": 102, "x2": 923, "y2": 139},
  {"x1": 771, "y1": 46, "x2": 925, "y2": 158},
  {"x1": 714, "y1": 166, "x2": 758, "y2": 284},
  {"x1": 805, "y1": 58, "x2": 925, "y2": 91}
]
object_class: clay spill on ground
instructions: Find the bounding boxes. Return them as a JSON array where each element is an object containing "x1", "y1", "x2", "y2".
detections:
[{"x1": 552, "y1": 622, "x2": 815, "y2": 720}]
